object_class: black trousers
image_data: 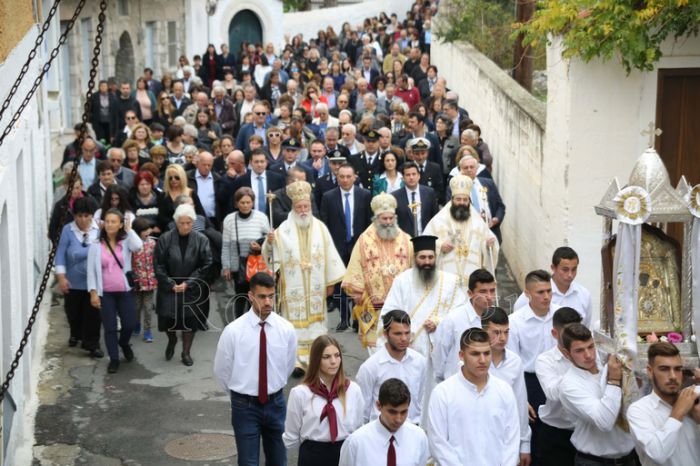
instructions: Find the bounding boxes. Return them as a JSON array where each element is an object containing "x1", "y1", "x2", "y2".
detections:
[
  {"x1": 539, "y1": 422, "x2": 575, "y2": 466},
  {"x1": 298, "y1": 439, "x2": 343, "y2": 466},
  {"x1": 65, "y1": 289, "x2": 102, "y2": 350},
  {"x1": 525, "y1": 372, "x2": 546, "y2": 465}
]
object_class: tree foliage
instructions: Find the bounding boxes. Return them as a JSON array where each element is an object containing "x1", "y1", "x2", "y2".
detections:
[
  {"x1": 515, "y1": 0, "x2": 700, "y2": 72},
  {"x1": 435, "y1": 0, "x2": 517, "y2": 69}
]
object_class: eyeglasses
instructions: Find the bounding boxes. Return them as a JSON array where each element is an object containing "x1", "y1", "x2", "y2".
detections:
[
  {"x1": 126, "y1": 116, "x2": 137, "y2": 120},
  {"x1": 268, "y1": 133, "x2": 281, "y2": 137},
  {"x1": 81, "y1": 233, "x2": 88, "y2": 247},
  {"x1": 169, "y1": 176, "x2": 180, "y2": 181},
  {"x1": 255, "y1": 112, "x2": 267, "y2": 116},
  {"x1": 161, "y1": 97, "x2": 169, "y2": 101}
]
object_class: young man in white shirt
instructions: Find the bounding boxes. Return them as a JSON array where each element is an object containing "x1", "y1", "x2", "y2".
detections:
[
  {"x1": 627, "y1": 342, "x2": 700, "y2": 466},
  {"x1": 535, "y1": 307, "x2": 583, "y2": 466},
  {"x1": 339, "y1": 378, "x2": 429, "y2": 466},
  {"x1": 355, "y1": 310, "x2": 427, "y2": 425},
  {"x1": 213, "y1": 272, "x2": 298, "y2": 466},
  {"x1": 559, "y1": 323, "x2": 636, "y2": 465},
  {"x1": 433, "y1": 268, "x2": 495, "y2": 382},
  {"x1": 514, "y1": 247, "x2": 592, "y2": 327},
  {"x1": 428, "y1": 327, "x2": 520, "y2": 466},
  {"x1": 507, "y1": 269, "x2": 560, "y2": 463},
  {"x1": 482, "y1": 307, "x2": 532, "y2": 466}
]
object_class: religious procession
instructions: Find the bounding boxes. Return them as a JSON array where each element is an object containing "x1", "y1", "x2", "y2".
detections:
[{"x1": 2, "y1": 0, "x2": 697, "y2": 465}]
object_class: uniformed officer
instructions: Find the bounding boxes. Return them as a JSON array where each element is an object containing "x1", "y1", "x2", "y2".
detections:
[
  {"x1": 348, "y1": 129, "x2": 382, "y2": 191},
  {"x1": 408, "y1": 137, "x2": 445, "y2": 204}
]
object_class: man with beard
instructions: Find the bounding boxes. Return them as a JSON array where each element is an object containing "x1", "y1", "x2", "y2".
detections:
[
  {"x1": 342, "y1": 193, "x2": 413, "y2": 353},
  {"x1": 380, "y1": 235, "x2": 468, "y2": 426},
  {"x1": 424, "y1": 174, "x2": 498, "y2": 286},
  {"x1": 263, "y1": 180, "x2": 345, "y2": 377},
  {"x1": 627, "y1": 342, "x2": 700, "y2": 466}
]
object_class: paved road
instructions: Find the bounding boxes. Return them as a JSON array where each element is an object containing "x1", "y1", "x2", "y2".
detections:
[{"x1": 33, "y1": 258, "x2": 519, "y2": 465}]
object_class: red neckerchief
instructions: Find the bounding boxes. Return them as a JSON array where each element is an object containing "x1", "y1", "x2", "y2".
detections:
[{"x1": 308, "y1": 376, "x2": 350, "y2": 442}]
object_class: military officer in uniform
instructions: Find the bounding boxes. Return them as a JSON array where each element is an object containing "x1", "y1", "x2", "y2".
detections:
[
  {"x1": 314, "y1": 152, "x2": 349, "y2": 206},
  {"x1": 348, "y1": 129, "x2": 383, "y2": 191},
  {"x1": 409, "y1": 137, "x2": 445, "y2": 204}
]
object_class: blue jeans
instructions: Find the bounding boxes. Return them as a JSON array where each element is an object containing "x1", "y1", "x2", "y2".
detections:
[
  {"x1": 100, "y1": 291, "x2": 136, "y2": 362},
  {"x1": 230, "y1": 390, "x2": 286, "y2": 466}
]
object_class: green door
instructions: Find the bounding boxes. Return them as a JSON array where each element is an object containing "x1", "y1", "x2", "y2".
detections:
[{"x1": 228, "y1": 10, "x2": 263, "y2": 59}]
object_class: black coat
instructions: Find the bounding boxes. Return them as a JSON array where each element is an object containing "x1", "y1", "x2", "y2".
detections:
[
  {"x1": 229, "y1": 170, "x2": 286, "y2": 216},
  {"x1": 400, "y1": 132, "x2": 443, "y2": 171},
  {"x1": 415, "y1": 160, "x2": 445, "y2": 204},
  {"x1": 347, "y1": 151, "x2": 383, "y2": 191},
  {"x1": 313, "y1": 173, "x2": 337, "y2": 207},
  {"x1": 478, "y1": 176, "x2": 505, "y2": 243},
  {"x1": 271, "y1": 186, "x2": 320, "y2": 229},
  {"x1": 393, "y1": 185, "x2": 439, "y2": 237},
  {"x1": 113, "y1": 96, "x2": 141, "y2": 137},
  {"x1": 187, "y1": 169, "x2": 224, "y2": 225},
  {"x1": 90, "y1": 92, "x2": 118, "y2": 140},
  {"x1": 269, "y1": 161, "x2": 315, "y2": 186},
  {"x1": 171, "y1": 95, "x2": 192, "y2": 117},
  {"x1": 154, "y1": 230, "x2": 212, "y2": 329},
  {"x1": 320, "y1": 186, "x2": 372, "y2": 262}
]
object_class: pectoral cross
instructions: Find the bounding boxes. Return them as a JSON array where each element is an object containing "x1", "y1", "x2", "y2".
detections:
[{"x1": 641, "y1": 122, "x2": 662, "y2": 148}]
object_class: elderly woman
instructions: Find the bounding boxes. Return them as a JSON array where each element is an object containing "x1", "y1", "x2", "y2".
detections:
[
  {"x1": 55, "y1": 197, "x2": 103, "y2": 356},
  {"x1": 155, "y1": 203, "x2": 213, "y2": 366},
  {"x1": 221, "y1": 187, "x2": 270, "y2": 318},
  {"x1": 87, "y1": 208, "x2": 143, "y2": 373}
]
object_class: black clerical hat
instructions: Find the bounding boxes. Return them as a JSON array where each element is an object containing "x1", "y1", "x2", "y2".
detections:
[{"x1": 411, "y1": 235, "x2": 438, "y2": 252}]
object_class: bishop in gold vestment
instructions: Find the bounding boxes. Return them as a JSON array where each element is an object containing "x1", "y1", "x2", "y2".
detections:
[
  {"x1": 342, "y1": 193, "x2": 413, "y2": 353},
  {"x1": 424, "y1": 174, "x2": 499, "y2": 285},
  {"x1": 263, "y1": 181, "x2": 346, "y2": 371}
]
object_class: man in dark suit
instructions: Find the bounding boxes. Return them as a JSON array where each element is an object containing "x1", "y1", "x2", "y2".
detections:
[
  {"x1": 143, "y1": 68, "x2": 162, "y2": 95},
  {"x1": 271, "y1": 166, "x2": 320, "y2": 228},
  {"x1": 347, "y1": 129, "x2": 382, "y2": 191},
  {"x1": 393, "y1": 161, "x2": 440, "y2": 237},
  {"x1": 90, "y1": 80, "x2": 118, "y2": 143},
  {"x1": 87, "y1": 160, "x2": 117, "y2": 204},
  {"x1": 408, "y1": 137, "x2": 445, "y2": 204},
  {"x1": 230, "y1": 149, "x2": 285, "y2": 216},
  {"x1": 461, "y1": 155, "x2": 506, "y2": 243},
  {"x1": 301, "y1": 140, "x2": 331, "y2": 181},
  {"x1": 235, "y1": 102, "x2": 270, "y2": 153},
  {"x1": 400, "y1": 111, "x2": 442, "y2": 171},
  {"x1": 170, "y1": 81, "x2": 192, "y2": 117},
  {"x1": 324, "y1": 127, "x2": 351, "y2": 159},
  {"x1": 186, "y1": 151, "x2": 223, "y2": 228},
  {"x1": 320, "y1": 163, "x2": 372, "y2": 331},
  {"x1": 269, "y1": 137, "x2": 314, "y2": 182}
]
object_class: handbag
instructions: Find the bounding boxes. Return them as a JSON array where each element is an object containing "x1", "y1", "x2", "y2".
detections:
[
  {"x1": 234, "y1": 214, "x2": 248, "y2": 287},
  {"x1": 104, "y1": 239, "x2": 136, "y2": 289}
]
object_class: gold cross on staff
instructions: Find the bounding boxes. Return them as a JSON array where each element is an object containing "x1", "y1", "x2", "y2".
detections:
[
  {"x1": 408, "y1": 201, "x2": 421, "y2": 213},
  {"x1": 641, "y1": 122, "x2": 663, "y2": 148}
]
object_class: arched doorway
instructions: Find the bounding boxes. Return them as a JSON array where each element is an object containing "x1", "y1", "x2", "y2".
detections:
[
  {"x1": 115, "y1": 31, "x2": 135, "y2": 85},
  {"x1": 228, "y1": 10, "x2": 262, "y2": 60}
]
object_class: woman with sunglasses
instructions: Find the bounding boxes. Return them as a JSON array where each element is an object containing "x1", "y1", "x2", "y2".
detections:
[
  {"x1": 283, "y1": 335, "x2": 364, "y2": 465},
  {"x1": 154, "y1": 91, "x2": 176, "y2": 128},
  {"x1": 55, "y1": 196, "x2": 103, "y2": 358},
  {"x1": 264, "y1": 126, "x2": 284, "y2": 164},
  {"x1": 156, "y1": 164, "x2": 204, "y2": 232}
]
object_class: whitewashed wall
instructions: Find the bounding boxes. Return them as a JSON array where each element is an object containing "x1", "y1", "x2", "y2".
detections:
[
  {"x1": 432, "y1": 33, "x2": 700, "y2": 322},
  {"x1": 283, "y1": 0, "x2": 414, "y2": 42},
  {"x1": 0, "y1": 28, "x2": 53, "y2": 465}
]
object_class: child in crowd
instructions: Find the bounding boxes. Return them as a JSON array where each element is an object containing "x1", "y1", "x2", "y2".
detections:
[{"x1": 131, "y1": 217, "x2": 157, "y2": 342}]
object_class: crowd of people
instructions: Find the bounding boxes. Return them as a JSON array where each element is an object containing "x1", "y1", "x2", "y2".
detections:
[{"x1": 50, "y1": 0, "x2": 700, "y2": 465}]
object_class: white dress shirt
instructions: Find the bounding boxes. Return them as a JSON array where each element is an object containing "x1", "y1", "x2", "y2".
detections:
[
  {"x1": 559, "y1": 363, "x2": 635, "y2": 458},
  {"x1": 491, "y1": 348, "x2": 531, "y2": 454},
  {"x1": 355, "y1": 345, "x2": 427, "y2": 424},
  {"x1": 514, "y1": 279, "x2": 592, "y2": 328},
  {"x1": 195, "y1": 170, "x2": 216, "y2": 218},
  {"x1": 339, "y1": 418, "x2": 429, "y2": 466},
  {"x1": 535, "y1": 345, "x2": 575, "y2": 429},
  {"x1": 428, "y1": 372, "x2": 520, "y2": 466},
  {"x1": 213, "y1": 310, "x2": 297, "y2": 396},
  {"x1": 507, "y1": 304, "x2": 560, "y2": 372},
  {"x1": 432, "y1": 300, "x2": 481, "y2": 382},
  {"x1": 340, "y1": 186, "x2": 355, "y2": 237},
  {"x1": 627, "y1": 391, "x2": 700, "y2": 466},
  {"x1": 404, "y1": 186, "x2": 422, "y2": 235},
  {"x1": 283, "y1": 380, "x2": 365, "y2": 447}
]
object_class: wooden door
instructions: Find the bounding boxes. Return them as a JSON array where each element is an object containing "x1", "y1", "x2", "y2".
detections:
[{"x1": 655, "y1": 68, "x2": 700, "y2": 244}]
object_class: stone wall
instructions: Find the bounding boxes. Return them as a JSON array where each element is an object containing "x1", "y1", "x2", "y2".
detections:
[
  {"x1": 0, "y1": 24, "x2": 53, "y2": 465},
  {"x1": 431, "y1": 40, "x2": 547, "y2": 310},
  {"x1": 283, "y1": 0, "x2": 413, "y2": 41},
  {"x1": 0, "y1": 0, "x2": 34, "y2": 63}
]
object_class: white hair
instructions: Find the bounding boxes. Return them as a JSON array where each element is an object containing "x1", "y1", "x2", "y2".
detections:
[
  {"x1": 183, "y1": 124, "x2": 198, "y2": 138},
  {"x1": 463, "y1": 128, "x2": 478, "y2": 140},
  {"x1": 339, "y1": 110, "x2": 354, "y2": 121},
  {"x1": 343, "y1": 122, "x2": 356, "y2": 135},
  {"x1": 173, "y1": 116, "x2": 187, "y2": 127},
  {"x1": 316, "y1": 103, "x2": 328, "y2": 113},
  {"x1": 108, "y1": 147, "x2": 125, "y2": 159},
  {"x1": 183, "y1": 144, "x2": 199, "y2": 156},
  {"x1": 174, "y1": 203, "x2": 197, "y2": 222},
  {"x1": 212, "y1": 84, "x2": 225, "y2": 95},
  {"x1": 183, "y1": 65, "x2": 194, "y2": 75}
]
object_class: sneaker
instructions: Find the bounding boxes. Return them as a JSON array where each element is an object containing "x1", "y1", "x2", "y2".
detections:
[
  {"x1": 122, "y1": 344, "x2": 134, "y2": 362},
  {"x1": 143, "y1": 329, "x2": 153, "y2": 343},
  {"x1": 133, "y1": 323, "x2": 141, "y2": 336},
  {"x1": 107, "y1": 360, "x2": 119, "y2": 374}
]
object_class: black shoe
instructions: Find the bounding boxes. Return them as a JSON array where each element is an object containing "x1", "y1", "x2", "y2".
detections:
[
  {"x1": 335, "y1": 322, "x2": 349, "y2": 332},
  {"x1": 68, "y1": 337, "x2": 79, "y2": 347},
  {"x1": 122, "y1": 345, "x2": 134, "y2": 362},
  {"x1": 352, "y1": 321, "x2": 359, "y2": 333},
  {"x1": 291, "y1": 367, "x2": 305, "y2": 378},
  {"x1": 181, "y1": 353, "x2": 193, "y2": 366},
  {"x1": 107, "y1": 360, "x2": 119, "y2": 374},
  {"x1": 165, "y1": 341, "x2": 176, "y2": 361},
  {"x1": 88, "y1": 349, "x2": 104, "y2": 359}
]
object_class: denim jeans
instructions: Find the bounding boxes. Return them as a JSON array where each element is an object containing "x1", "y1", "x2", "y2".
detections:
[
  {"x1": 230, "y1": 390, "x2": 286, "y2": 466},
  {"x1": 100, "y1": 291, "x2": 136, "y2": 361}
]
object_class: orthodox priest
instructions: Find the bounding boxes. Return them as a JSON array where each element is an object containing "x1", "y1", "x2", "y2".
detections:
[
  {"x1": 424, "y1": 174, "x2": 498, "y2": 285},
  {"x1": 263, "y1": 180, "x2": 346, "y2": 376},
  {"x1": 342, "y1": 193, "x2": 413, "y2": 354},
  {"x1": 380, "y1": 235, "x2": 468, "y2": 426}
]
